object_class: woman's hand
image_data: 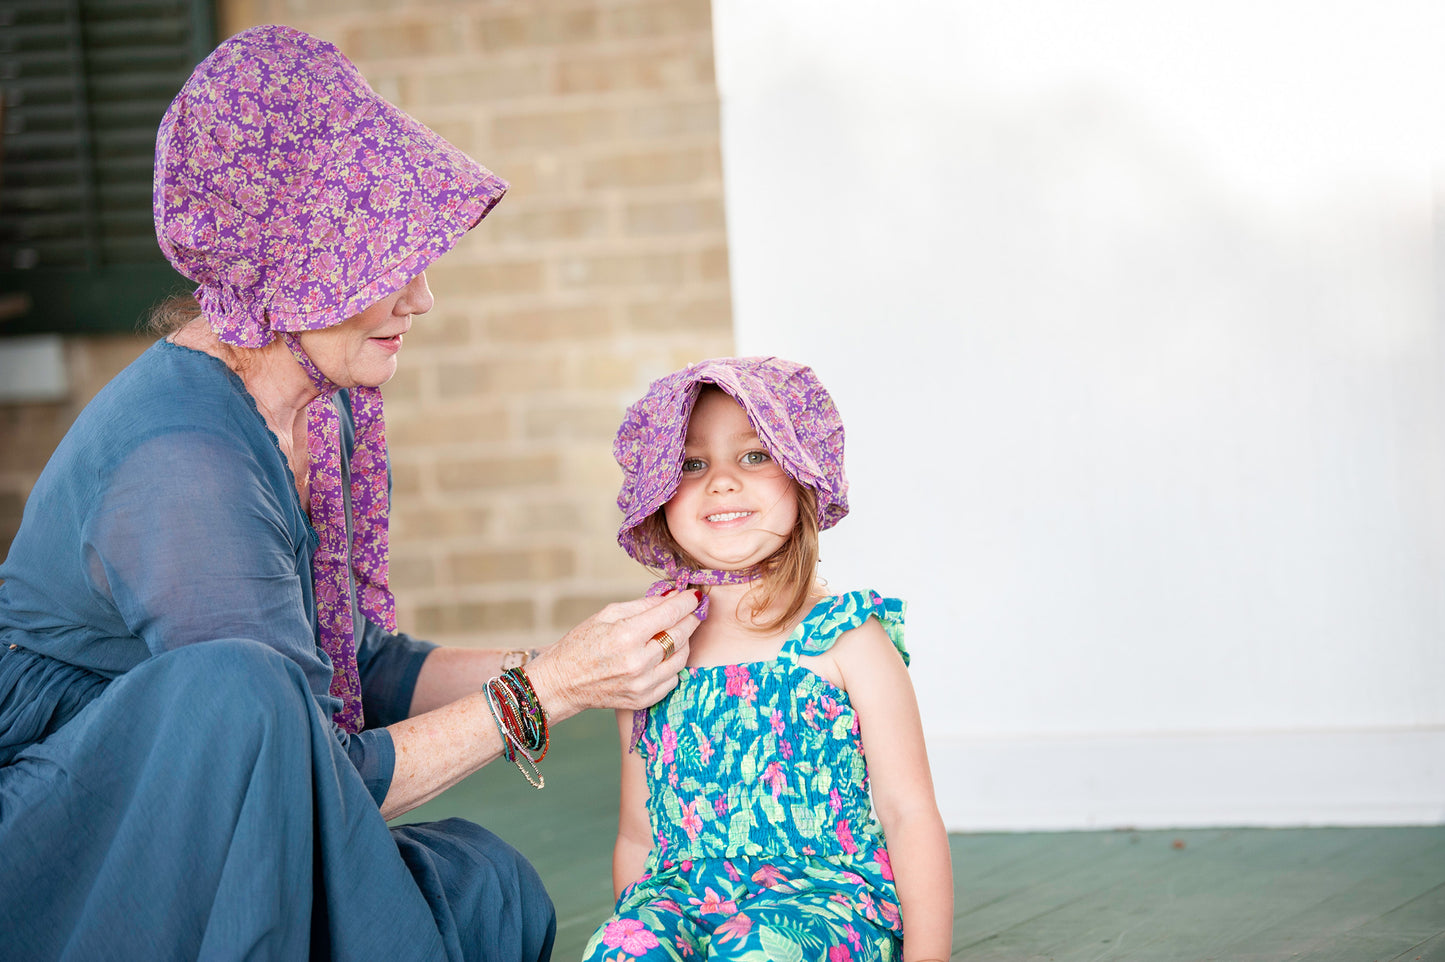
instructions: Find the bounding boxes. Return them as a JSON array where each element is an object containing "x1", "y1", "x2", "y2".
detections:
[
  {"x1": 381, "y1": 590, "x2": 700, "y2": 819},
  {"x1": 525, "y1": 590, "x2": 702, "y2": 718}
]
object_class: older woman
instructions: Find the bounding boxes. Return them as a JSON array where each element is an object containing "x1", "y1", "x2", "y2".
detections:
[{"x1": 0, "y1": 25, "x2": 698, "y2": 962}]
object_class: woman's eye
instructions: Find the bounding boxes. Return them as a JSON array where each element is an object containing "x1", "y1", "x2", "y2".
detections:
[
  {"x1": 742, "y1": 450, "x2": 771, "y2": 465},
  {"x1": 681, "y1": 457, "x2": 706, "y2": 473}
]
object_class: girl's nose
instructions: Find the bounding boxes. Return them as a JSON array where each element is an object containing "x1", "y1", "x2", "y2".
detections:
[
  {"x1": 706, "y1": 465, "x2": 740, "y2": 494},
  {"x1": 399, "y1": 271, "x2": 434, "y2": 316}
]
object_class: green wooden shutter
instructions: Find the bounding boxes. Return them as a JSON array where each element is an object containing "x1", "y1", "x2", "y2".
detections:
[{"x1": 0, "y1": 0, "x2": 214, "y2": 336}]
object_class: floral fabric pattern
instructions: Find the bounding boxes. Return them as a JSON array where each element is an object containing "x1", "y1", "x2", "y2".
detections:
[
  {"x1": 584, "y1": 591, "x2": 909, "y2": 961},
  {"x1": 152, "y1": 25, "x2": 506, "y2": 731}
]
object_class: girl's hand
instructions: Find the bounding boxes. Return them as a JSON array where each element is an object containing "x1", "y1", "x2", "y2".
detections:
[{"x1": 526, "y1": 590, "x2": 701, "y2": 716}]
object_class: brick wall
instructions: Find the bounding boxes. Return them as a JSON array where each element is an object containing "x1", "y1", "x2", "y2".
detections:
[{"x1": 0, "y1": 0, "x2": 735, "y2": 649}]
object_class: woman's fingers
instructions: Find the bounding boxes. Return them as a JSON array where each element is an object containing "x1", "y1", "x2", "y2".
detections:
[
  {"x1": 533, "y1": 589, "x2": 704, "y2": 714},
  {"x1": 624, "y1": 590, "x2": 702, "y2": 639}
]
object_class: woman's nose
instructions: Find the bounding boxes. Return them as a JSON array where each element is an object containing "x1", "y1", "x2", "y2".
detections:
[{"x1": 400, "y1": 272, "x2": 434, "y2": 316}]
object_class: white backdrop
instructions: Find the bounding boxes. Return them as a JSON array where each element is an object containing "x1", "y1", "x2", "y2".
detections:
[{"x1": 712, "y1": 0, "x2": 1445, "y2": 829}]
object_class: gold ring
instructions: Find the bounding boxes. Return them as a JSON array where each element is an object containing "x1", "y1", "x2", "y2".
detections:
[{"x1": 650, "y1": 630, "x2": 676, "y2": 660}]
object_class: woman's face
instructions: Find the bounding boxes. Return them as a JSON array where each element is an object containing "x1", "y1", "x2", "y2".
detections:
[
  {"x1": 296, "y1": 272, "x2": 433, "y2": 388},
  {"x1": 663, "y1": 389, "x2": 799, "y2": 571}
]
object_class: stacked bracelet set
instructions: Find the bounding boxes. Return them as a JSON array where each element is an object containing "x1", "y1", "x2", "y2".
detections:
[{"x1": 484, "y1": 667, "x2": 549, "y2": 789}]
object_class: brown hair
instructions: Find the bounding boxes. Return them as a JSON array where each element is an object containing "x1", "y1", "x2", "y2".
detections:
[
  {"x1": 146, "y1": 293, "x2": 257, "y2": 375},
  {"x1": 146, "y1": 293, "x2": 202, "y2": 337},
  {"x1": 638, "y1": 484, "x2": 822, "y2": 634}
]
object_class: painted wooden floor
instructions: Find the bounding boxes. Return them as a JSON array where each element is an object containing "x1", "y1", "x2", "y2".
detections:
[{"x1": 394, "y1": 711, "x2": 1445, "y2": 961}]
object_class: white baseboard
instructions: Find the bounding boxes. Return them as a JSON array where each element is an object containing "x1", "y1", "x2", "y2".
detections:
[{"x1": 929, "y1": 728, "x2": 1445, "y2": 832}]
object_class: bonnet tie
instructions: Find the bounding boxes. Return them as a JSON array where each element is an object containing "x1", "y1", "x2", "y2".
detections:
[
  {"x1": 284, "y1": 334, "x2": 396, "y2": 733},
  {"x1": 643, "y1": 565, "x2": 759, "y2": 621}
]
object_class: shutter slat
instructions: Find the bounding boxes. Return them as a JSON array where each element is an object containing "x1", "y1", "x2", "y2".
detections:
[{"x1": 1, "y1": 0, "x2": 213, "y2": 334}]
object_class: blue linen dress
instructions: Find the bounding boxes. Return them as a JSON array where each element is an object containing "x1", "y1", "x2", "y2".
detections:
[
  {"x1": 0, "y1": 340, "x2": 555, "y2": 961},
  {"x1": 583, "y1": 591, "x2": 908, "y2": 962}
]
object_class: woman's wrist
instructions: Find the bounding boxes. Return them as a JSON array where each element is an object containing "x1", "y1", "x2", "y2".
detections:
[{"x1": 515, "y1": 651, "x2": 582, "y2": 724}]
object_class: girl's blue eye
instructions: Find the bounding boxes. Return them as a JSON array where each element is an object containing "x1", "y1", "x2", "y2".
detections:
[
  {"x1": 681, "y1": 457, "x2": 706, "y2": 473},
  {"x1": 742, "y1": 450, "x2": 771, "y2": 465}
]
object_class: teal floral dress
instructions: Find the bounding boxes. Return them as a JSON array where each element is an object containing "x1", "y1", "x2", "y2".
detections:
[{"x1": 583, "y1": 591, "x2": 909, "y2": 962}]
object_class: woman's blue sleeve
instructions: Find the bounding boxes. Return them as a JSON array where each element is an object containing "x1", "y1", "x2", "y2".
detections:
[
  {"x1": 358, "y1": 619, "x2": 437, "y2": 728},
  {"x1": 86, "y1": 428, "x2": 397, "y2": 805}
]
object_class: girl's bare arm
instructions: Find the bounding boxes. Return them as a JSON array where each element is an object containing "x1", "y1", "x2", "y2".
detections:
[
  {"x1": 835, "y1": 618, "x2": 954, "y2": 962},
  {"x1": 612, "y1": 709, "x2": 655, "y2": 898}
]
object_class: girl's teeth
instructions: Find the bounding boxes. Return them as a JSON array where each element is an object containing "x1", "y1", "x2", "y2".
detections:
[{"x1": 707, "y1": 511, "x2": 750, "y2": 523}]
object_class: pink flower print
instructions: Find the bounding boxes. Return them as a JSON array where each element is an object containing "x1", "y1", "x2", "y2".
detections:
[
  {"x1": 821, "y1": 695, "x2": 843, "y2": 721},
  {"x1": 668, "y1": 771, "x2": 678, "y2": 788},
  {"x1": 679, "y1": 798, "x2": 703, "y2": 841},
  {"x1": 829, "y1": 788, "x2": 843, "y2": 813},
  {"x1": 830, "y1": 893, "x2": 852, "y2": 907},
  {"x1": 724, "y1": 860, "x2": 741, "y2": 882},
  {"x1": 654, "y1": 830, "x2": 669, "y2": 856},
  {"x1": 857, "y1": 892, "x2": 876, "y2": 917},
  {"x1": 697, "y1": 734, "x2": 714, "y2": 765},
  {"x1": 835, "y1": 820, "x2": 858, "y2": 854},
  {"x1": 851, "y1": 716, "x2": 861, "y2": 736},
  {"x1": 713, "y1": 795, "x2": 728, "y2": 818},
  {"x1": 880, "y1": 900, "x2": 901, "y2": 927},
  {"x1": 751, "y1": 863, "x2": 787, "y2": 888},
  {"x1": 660, "y1": 724, "x2": 677, "y2": 765},
  {"x1": 688, "y1": 887, "x2": 738, "y2": 915},
  {"x1": 601, "y1": 918, "x2": 660, "y2": 954},
  {"x1": 802, "y1": 701, "x2": 818, "y2": 726},
  {"x1": 238, "y1": 97, "x2": 262, "y2": 127},
  {"x1": 770, "y1": 710, "x2": 785, "y2": 736},
  {"x1": 829, "y1": 946, "x2": 854, "y2": 962},
  {"x1": 779, "y1": 739, "x2": 793, "y2": 760},
  {"x1": 368, "y1": 180, "x2": 401, "y2": 211},
  {"x1": 678, "y1": 859, "x2": 693, "y2": 872},
  {"x1": 674, "y1": 934, "x2": 695, "y2": 957},
  {"x1": 761, "y1": 761, "x2": 787, "y2": 799},
  {"x1": 724, "y1": 665, "x2": 757, "y2": 703},
  {"x1": 845, "y1": 925, "x2": 862, "y2": 950},
  {"x1": 714, "y1": 913, "x2": 752, "y2": 944},
  {"x1": 653, "y1": 898, "x2": 681, "y2": 916},
  {"x1": 874, "y1": 848, "x2": 894, "y2": 881}
]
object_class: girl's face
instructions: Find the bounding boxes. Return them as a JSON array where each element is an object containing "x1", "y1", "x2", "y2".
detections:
[
  {"x1": 663, "y1": 389, "x2": 799, "y2": 571},
  {"x1": 296, "y1": 271, "x2": 434, "y2": 389}
]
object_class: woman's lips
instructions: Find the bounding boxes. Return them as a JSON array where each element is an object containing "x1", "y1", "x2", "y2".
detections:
[{"x1": 371, "y1": 333, "x2": 403, "y2": 354}]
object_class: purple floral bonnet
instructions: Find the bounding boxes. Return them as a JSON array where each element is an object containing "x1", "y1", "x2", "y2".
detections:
[
  {"x1": 615, "y1": 357, "x2": 848, "y2": 596},
  {"x1": 153, "y1": 25, "x2": 507, "y2": 732}
]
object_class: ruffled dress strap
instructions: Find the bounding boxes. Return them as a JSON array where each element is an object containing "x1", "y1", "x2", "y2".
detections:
[{"x1": 781, "y1": 590, "x2": 909, "y2": 666}]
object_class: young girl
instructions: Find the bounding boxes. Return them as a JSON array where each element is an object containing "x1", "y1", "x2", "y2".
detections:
[{"x1": 584, "y1": 357, "x2": 953, "y2": 962}]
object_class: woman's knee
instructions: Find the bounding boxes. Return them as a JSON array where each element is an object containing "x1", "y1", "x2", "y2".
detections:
[{"x1": 126, "y1": 638, "x2": 315, "y2": 731}]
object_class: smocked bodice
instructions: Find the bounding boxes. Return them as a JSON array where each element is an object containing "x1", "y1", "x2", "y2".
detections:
[{"x1": 636, "y1": 591, "x2": 907, "y2": 863}]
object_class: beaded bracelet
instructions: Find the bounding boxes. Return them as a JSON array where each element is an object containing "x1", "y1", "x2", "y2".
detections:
[{"x1": 483, "y1": 667, "x2": 549, "y2": 789}]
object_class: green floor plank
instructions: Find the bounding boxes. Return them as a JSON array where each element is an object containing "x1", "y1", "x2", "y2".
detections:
[
  {"x1": 386, "y1": 711, "x2": 1445, "y2": 962},
  {"x1": 1386, "y1": 928, "x2": 1445, "y2": 962}
]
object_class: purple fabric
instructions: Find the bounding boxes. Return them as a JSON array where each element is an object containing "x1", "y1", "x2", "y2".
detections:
[
  {"x1": 153, "y1": 25, "x2": 507, "y2": 731},
  {"x1": 614, "y1": 356, "x2": 848, "y2": 579}
]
